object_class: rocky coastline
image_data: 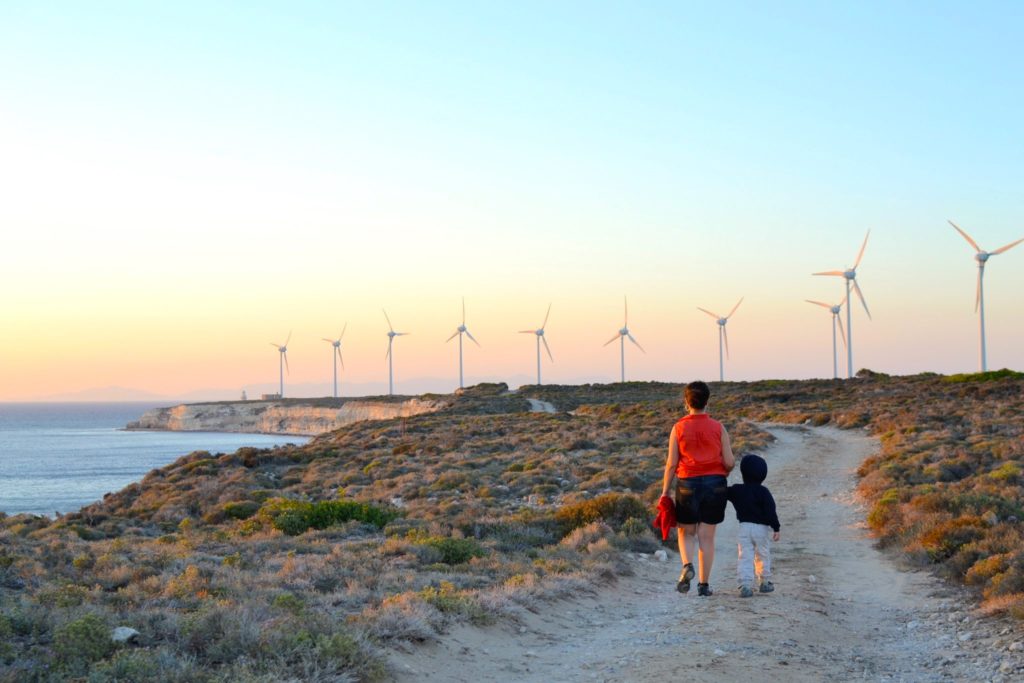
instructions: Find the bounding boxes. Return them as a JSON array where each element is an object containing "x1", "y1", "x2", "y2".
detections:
[{"x1": 125, "y1": 397, "x2": 448, "y2": 436}]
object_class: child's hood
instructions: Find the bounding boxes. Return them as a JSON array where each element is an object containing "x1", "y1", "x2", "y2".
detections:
[{"x1": 740, "y1": 453, "x2": 768, "y2": 484}]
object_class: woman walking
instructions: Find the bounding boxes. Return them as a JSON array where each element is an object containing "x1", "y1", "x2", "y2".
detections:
[{"x1": 659, "y1": 381, "x2": 735, "y2": 596}]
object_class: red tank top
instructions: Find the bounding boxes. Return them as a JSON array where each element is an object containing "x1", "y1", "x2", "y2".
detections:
[{"x1": 675, "y1": 414, "x2": 727, "y2": 478}]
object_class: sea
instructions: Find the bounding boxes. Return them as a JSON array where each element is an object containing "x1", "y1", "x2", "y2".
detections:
[{"x1": 0, "y1": 402, "x2": 308, "y2": 517}]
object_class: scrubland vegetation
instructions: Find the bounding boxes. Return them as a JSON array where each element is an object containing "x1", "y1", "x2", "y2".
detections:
[{"x1": 1, "y1": 373, "x2": 1021, "y2": 680}]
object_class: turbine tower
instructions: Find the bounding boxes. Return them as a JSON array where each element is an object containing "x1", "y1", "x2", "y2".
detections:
[
  {"x1": 805, "y1": 297, "x2": 847, "y2": 379},
  {"x1": 446, "y1": 298, "x2": 480, "y2": 389},
  {"x1": 949, "y1": 221, "x2": 1024, "y2": 372},
  {"x1": 697, "y1": 298, "x2": 743, "y2": 382},
  {"x1": 519, "y1": 303, "x2": 553, "y2": 385},
  {"x1": 813, "y1": 230, "x2": 872, "y2": 379},
  {"x1": 322, "y1": 324, "x2": 347, "y2": 398},
  {"x1": 269, "y1": 332, "x2": 290, "y2": 398},
  {"x1": 603, "y1": 296, "x2": 644, "y2": 382},
  {"x1": 383, "y1": 310, "x2": 409, "y2": 396}
]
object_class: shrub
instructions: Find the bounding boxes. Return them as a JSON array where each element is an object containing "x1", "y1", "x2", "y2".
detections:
[
  {"x1": 261, "y1": 498, "x2": 399, "y2": 536},
  {"x1": 414, "y1": 536, "x2": 486, "y2": 565},
  {"x1": 53, "y1": 613, "x2": 114, "y2": 674},
  {"x1": 223, "y1": 500, "x2": 261, "y2": 520},
  {"x1": 554, "y1": 493, "x2": 648, "y2": 534}
]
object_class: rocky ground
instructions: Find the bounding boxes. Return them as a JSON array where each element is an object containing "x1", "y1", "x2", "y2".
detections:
[{"x1": 389, "y1": 425, "x2": 1024, "y2": 682}]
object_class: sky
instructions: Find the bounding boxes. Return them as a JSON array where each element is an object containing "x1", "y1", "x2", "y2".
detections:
[{"x1": 1, "y1": 1, "x2": 1023, "y2": 400}]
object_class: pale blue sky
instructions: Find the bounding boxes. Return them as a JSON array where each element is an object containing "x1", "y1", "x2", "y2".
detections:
[{"x1": 1, "y1": 2, "x2": 1022, "y2": 397}]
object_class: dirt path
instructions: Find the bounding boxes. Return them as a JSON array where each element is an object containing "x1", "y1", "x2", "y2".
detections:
[{"x1": 391, "y1": 425, "x2": 1023, "y2": 682}]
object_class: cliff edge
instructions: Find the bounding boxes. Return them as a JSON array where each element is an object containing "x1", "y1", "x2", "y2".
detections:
[{"x1": 125, "y1": 397, "x2": 448, "y2": 436}]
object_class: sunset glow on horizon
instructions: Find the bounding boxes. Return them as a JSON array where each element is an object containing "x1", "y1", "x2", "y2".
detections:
[{"x1": 2, "y1": 2, "x2": 1023, "y2": 401}]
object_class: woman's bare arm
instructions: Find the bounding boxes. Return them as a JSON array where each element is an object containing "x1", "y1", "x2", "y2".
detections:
[
  {"x1": 660, "y1": 426, "x2": 680, "y2": 497},
  {"x1": 721, "y1": 426, "x2": 736, "y2": 472}
]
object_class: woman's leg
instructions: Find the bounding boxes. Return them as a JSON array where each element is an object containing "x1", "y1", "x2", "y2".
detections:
[
  {"x1": 677, "y1": 523, "x2": 698, "y2": 570},
  {"x1": 696, "y1": 523, "x2": 717, "y2": 583}
]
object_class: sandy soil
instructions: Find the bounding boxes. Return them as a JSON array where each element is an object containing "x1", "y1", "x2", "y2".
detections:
[{"x1": 389, "y1": 425, "x2": 1023, "y2": 682}]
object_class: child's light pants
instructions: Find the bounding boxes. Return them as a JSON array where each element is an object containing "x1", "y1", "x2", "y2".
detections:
[{"x1": 737, "y1": 522, "x2": 773, "y2": 588}]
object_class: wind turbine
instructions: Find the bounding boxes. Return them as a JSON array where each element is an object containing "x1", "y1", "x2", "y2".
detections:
[
  {"x1": 322, "y1": 324, "x2": 347, "y2": 398},
  {"x1": 269, "y1": 332, "x2": 290, "y2": 398},
  {"x1": 949, "y1": 220, "x2": 1024, "y2": 372},
  {"x1": 519, "y1": 303, "x2": 553, "y2": 385},
  {"x1": 383, "y1": 310, "x2": 409, "y2": 396},
  {"x1": 603, "y1": 296, "x2": 644, "y2": 382},
  {"x1": 813, "y1": 230, "x2": 872, "y2": 379},
  {"x1": 446, "y1": 297, "x2": 480, "y2": 389},
  {"x1": 805, "y1": 297, "x2": 847, "y2": 379},
  {"x1": 697, "y1": 299, "x2": 743, "y2": 382}
]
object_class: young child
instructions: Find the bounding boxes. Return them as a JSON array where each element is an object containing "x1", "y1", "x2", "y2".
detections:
[{"x1": 727, "y1": 453, "x2": 781, "y2": 598}]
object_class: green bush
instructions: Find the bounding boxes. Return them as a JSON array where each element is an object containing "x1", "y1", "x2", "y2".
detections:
[
  {"x1": 222, "y1": 500, "x2": 260, "y2": 520},
  {"x1": 261, "y1": 497, "x2": 400, "y2": 536},
  {"x1": 413, "y1": 535, "x2": 486, "y2": 565},
  {"x1": 53, "y1": 613, "x2": 114, "y2": 674}
]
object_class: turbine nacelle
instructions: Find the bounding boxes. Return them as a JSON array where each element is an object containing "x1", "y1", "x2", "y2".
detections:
[
  {"x1": 619, "y1": 327, "x2": 629, "y2": 336},
  {"x1": 843, "y1": 269, "x2": 857, "y2": 280},
  {"x1": 976, "y1": 252, "x2": 990, "y2": 264},
  {"x1": 830, "y1": 305, "x2": 841, "y2": 315}
]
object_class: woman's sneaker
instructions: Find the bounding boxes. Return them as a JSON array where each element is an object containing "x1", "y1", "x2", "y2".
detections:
[
  {"x1": 739, "y1": 586, "x2": 754, "y2": 598},
  {"x1": 676, "y1": 563, "x2": 695, "y2": 593},
  {"x1": 759, "y1": 580, "x2": 775, "y2": 593},
  {"x1": 697, "y1": 583, "x2": 713, "y2": 597}
]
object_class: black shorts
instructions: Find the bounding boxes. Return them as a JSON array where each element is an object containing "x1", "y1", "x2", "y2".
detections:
[{"x1": 675, "y1": 475, "x2": 728, "y2": 525}]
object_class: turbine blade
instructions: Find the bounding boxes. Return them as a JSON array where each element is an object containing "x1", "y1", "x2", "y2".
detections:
[
  {"x1": 337, "y1": 347, "x2": 345, "y2": 370},
  {"x1": 853, "y1": 230, "x2": 870, "y2": 268},
  {"x1": 991, "y1": 237, "x2": 1024, "y2": 255},
  {"x1": 805, "y1": 300, "x2": 832, "y2": 309},
  {"x1": 836, "y1": 314, "x2": 847, "y2": 349},
  {"x1": 385, "y1": 343, "x2": 391, "y2": 362},
  {"x1": 948, "y1": 220, "x2": 982, "y2": 252},
  {"x1": 283, "y1": 352, "x2": 290, "y2": 375},
  {"x1": 627, "y1": 333, "x2": 646, "y2": 353},
  {"x1": 383, "y1": 309, "x2": 394, "y2": 332},
  {"x1": 727, "y1": 297, "x2": 744, "y2": 319},
  {"x1": 813, "y1": 270, "x2": 845, "y2": 277},
  {"x1": 975, "y1": 268, "x2": 982, "y2": 313},
  {"x1": 340, "y1": 322, "x2": 347, "y2": 340},
  {"x1": 604, "y1": 332, "x2": 621, "y2": 347},
  {"x1": 723, "y1": 325, "x2": 731, "y2": 360},
  {"x1": 270, "y1": 342, "x2": 280, "y2": 348},
  {"x1": 542, "y1": 335, "x2": 554, "y2": 362},
  {"x1": 852, "y1": 280, "x2": 872, "y2": 319},
  {"x1": 697, "y1": 307, "x2": 720, "y2": 319},
  {"x1": 322, "y1": 338, "x2": 334, "y2": 343},
  {"x1": 395, "y1": 332, "x2": 409, "y2": 336},
  {"x1": 446, "y1": 330, "x2": 460, "y2": 342},
  {"x1": 542, "y1": 303, "x2": 551, "y2": 329},
  {"x1": 519, "y1": 330, "x2": 535, "y2": 334},
  {"x1": 465, "y1": 329, "x2": 480, "y2": 346}
]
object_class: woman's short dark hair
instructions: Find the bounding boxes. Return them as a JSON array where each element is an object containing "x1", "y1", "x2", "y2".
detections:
[{"x1": 684, "y1": 381, "x2": 710, "y2": 410}]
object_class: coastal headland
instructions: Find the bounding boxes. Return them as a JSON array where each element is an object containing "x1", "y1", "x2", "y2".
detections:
[{"x1": 125, "y1": 396, "x2": 450, "y2": 436}]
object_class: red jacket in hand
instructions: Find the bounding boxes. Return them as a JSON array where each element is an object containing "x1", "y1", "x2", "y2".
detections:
[{"x1": 651, "y1": 495, "x2": 676, "y2": 541}]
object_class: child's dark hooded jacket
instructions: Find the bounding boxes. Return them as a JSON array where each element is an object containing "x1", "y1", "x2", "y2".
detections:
[{"x1": 726, "y1": 454, "x2": 780, "y2": 532}]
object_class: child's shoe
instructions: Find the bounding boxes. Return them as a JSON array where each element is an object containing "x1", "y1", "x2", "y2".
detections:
[
  {"x1": 697, "y1": 583, "x2": 713, "y2": 597},
  {"x1": 759, "y1": 580, "x2": 775, "y2": 593},
  {"x1": 739, "y1": 586, "x2": 754, "y2": 598},
  {"x1": 676, "y1": 563, "x2": 695, "y2": 593}
]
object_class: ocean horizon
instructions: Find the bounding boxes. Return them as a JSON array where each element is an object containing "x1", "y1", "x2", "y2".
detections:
[{"x1": 0, "y1": 402, "x2": 308, "y2": 516}]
